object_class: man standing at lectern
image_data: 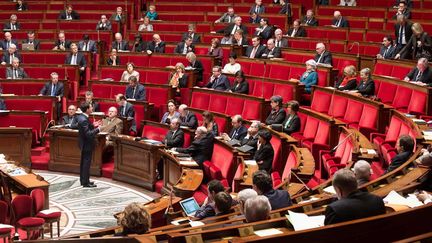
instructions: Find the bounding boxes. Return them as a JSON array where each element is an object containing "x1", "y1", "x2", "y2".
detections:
[{"x1": 76, "y1": 103, "x2": 103, "y2": 188}]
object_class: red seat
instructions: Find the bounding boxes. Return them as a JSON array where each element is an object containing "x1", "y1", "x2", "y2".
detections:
[
  {"x1": 321, "y1": 132, "x2": 353, "y2": 178},
  {"x1": 0, "y1": 201, "x2": 12, "y2": 242},
  {"x1": 142, "y1": 124, "x2": 169, "y2": 141},
  {"x1": 202, "y1": 143, "x2": 236, "y2": 188},
  {"x1": 407, "y1": 90, "x2": 427, "y2": 115},
  {"x1": 271, "y1": 149, "x2": 296, "y2": 188},
  {"x1": 31, "y1": 189, "x2": 61, "y2": 238},
  {"x1": 12, "y1": 195, "x2": 45, "y2": 240},
  {"x1": 311, "y1": 90, "x2": 332, "y2": 113},
  {"x1": 328, "y1": 95, "x2": 348, "y2": 118}
]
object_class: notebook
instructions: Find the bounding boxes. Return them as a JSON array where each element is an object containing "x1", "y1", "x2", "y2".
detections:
[{"x1": 22, "y1": 43, "x2": 34, "y2": 51}]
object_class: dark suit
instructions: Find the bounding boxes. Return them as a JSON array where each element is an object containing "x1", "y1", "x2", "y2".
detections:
[
  {"x1": 378, "y1": 45, "x2": 397, "y2": 59},
  {"x1": 255, "y1": 26, "x2": 273, "y2": 40},
  {"x1": 279, "y1": 3, "x2": 291, "y2": 15},
  {"x1": 6, "y1": 67, "x2": 28, "y2": 79},
  {"x1": 3, "y1": 22, "x2": 21, "y2": 30},
  {"x1": 111, "y1": 41, "x2": 129, "y2": 51},
  {"x1": 190, "y1": 60, "x2": 203, "y2": 82},
  {"x1": 58, "y1": 10, "x2": 80, "y2": 20},
  {"x1": 281, "y1": 114, "x2": 300, "y2": 135},
  {"x1": 262, "y1": 47, "x2": 282, "y2": 58},
  {"x1": 65, "y1": 52, "x2": 87, "y2": 68},
  {"x1": 332, "y1": 17, "x2": 349, "y2": 28},
  {"x1": 394, "y1": 23, "x2": 413, "y2": 48},
  {"x1": 398, "y1": 32, "x2": 432, "y2": 61},
  {"x1": 76, "y1": 114, "x2": 99, "y2": 185},
  {"x1": 132, "y1": 41, "x2": 147, "y2": 52},
  {"x1": 274, "y1": 38, "x2": 288, "y2": 48},
  {"x1": 78, "y1": 40, "x2": 97, "y2": 53},
  {"x1": 229, "y1": 125, "x2": 247, "y2": 141},
  {"x1": 254, "y1": 142, "x2": 274, "y2": 172},
  {"x1": 174, "y1": 42, "x2": 195, "y2": 54},
  {"x1": 249, "y1": 4, "x2": 265, "y2": 14},
  {"x1": 107, "y1": 56, "x2": 121, "y2": 66},
  {"x1": 324, "y1": 190, "x2": 385, "y2": 225},
  {"x1": 1, "y1": 52, "x2": 22, "y2": 64},
  {"x1": 335, "y1": 77, "x2": 357, "y2": 91},
  {"x1": 118, "y1": 102, "x2": 136, "y2": 132},
  {"x1": 264, "y1": 189, "x2": 292, "y2": 210},
  {"x1": 245, "y1": 45, "x2": 266, "y2": 58},
  {"x1": 22, "y1": 39, "x2": 40, "y2": 50},
  {"x1": 287, "y1": 27, "x2": 307, "y2": 37},
  {"x1": 216, "y1": 24, "x2": 248, "y2": 35},
  {"x1": 180, "y1": 111, "x2": 198, "y2": 129},
  {"x1": 265, "y1": 108, "x2": 286, "y2": 125},
  {"x1": 176, "y1": 132, "x2": 214, "y2": 165},
  {"x1": 84, "y1": 101, "x2": 100, "y2": 113},
  {"x1": 96, "y1": 21, "x2": 112, "y2": 31},
  {"x1": 181, "y1": 33, "x2": 201, "y2": 43},
  {"x1": 125, "y1": 84, "x2": 146, "y2": 101},
  {"x1": 230, "y1": 81, "x2": 249, "y2": 94},
  {"x1": 314, "y1": 51, "x2": 333, "y2": 66},
  {"x1": 146, "y1": 41, "x2": 165, "y2": 53},
  {"x1": 385, "y1": 151, "x2": 412, "y2": 174},
  {"x1": 0, "y1": 39, "x2": 18, "y2": 50},
  {"x1": 39, "y1": 82, "x2": 64, "y2": 97},
  {"x1": 16, "y1": 2, "x2": 28, "y2": 11},
  {"x1": 392, "y1": 10, "x2": 411, "y2": 20},
  {"x1": 356, "y1": 80, "x2": 375, "y2": 97},
  {"x1": 62, "y1": 115, "x2": 78, "y2": 129},
  {"x1": 110, "y1": 14, "x2": 126, "y2": 25},
  {"x1": 54, "y1": 40, "x2": 72, "y2": 50},
  {"x1": 0, "y1": 99, "x2": 6, "y2": 110},
  {"x1": 241, "y1": 135, "x2": 259, "y2": 154},
  {"x1": 301, "y1": 17, "x2": 318, "y2": 26},
  {"x1": 164, "y1": 129, "x2": 184, "y2": 148},
  {"x1": 206, "y1": 74, "x2": 230, "y2": 91},
  {"x1": 232, "y1": 38, "x2": 248, "y2": 46},
  {"x1": 406, "y1": 66, "x2": 432, "y2": 85}
]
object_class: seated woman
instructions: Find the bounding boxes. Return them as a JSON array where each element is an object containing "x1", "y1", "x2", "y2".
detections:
[
  {"x1": 145, "y1": 5, "x2": 158, "y2": 20},
  {"x1": 168, "y1": 62, "x2": 188, "y2": 96},
  {"x1": 138, "y1": 16, "x2": 153, "y2": 32},
  {"x1": 334, "y1": 65, "x2": 357, "y2": 91},
  {"x1": 161, "y1": 99, "x2": 180, "y2": 124},
  {"x1": 208, "y1": 38, "x2": 223, "y2": 66},
  {"x1": 120, "y1": 62, "x2": 140, "y2": 82},
  {"x1": 131, "y1": 34, "x2": 147, "y2": 52},
  {"x1": 222, "y1": 52, "x2": 241, "y2": 74},
  {"x1": 254, "y1": 130, "x2": 274, "y2": 172},
  {"x1": 229, "y1": 70, "x2": 249, "y2": 94},
  {"x1": 355, "y1": 68, "x2": 375, "y2": 97},
  {"x1": 280, "y1": 100, "x2": 300, "y2": 135},
  {"x1": 299, "y1": 59, "x2": 318, "y2": 93},
  {"x1": 202, "y1": 111, "x2": 219, "y2": 136},
  {"x1": 107, "y1": 48, "x2": 120, "y2": 66},
  {"x1": 115, "y1": 202, "x2": 151, "y2": 236},
  {"x1": 265, "y1": 95, "x2": 286, "y2": 125}
]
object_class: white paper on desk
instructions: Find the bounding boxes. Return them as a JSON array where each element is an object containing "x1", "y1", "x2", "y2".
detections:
[
  {"x1": 367, "y1": 149, "x2": 377, "y2": 155},
  {"x1": 383, "y1": 190, "x2": 423, "y2": 208},
  {"x1": 323, "y1": 186, "x2": 336, "y2": 195},
  {"x1": 0, "y1": 224, "x2": 14, "y2": 229},
  {"x1": 189, "y1": 221, "x2": 205, "y2": 227},
  {"x1": 143, "y1": 139, "x2": 162, "y2": 145},
  {"x1": 8, "y1": 168, "x2": 27, "y2": 176},
  {"x1": 286, "y1": 211, "x2": 325, "y2": 231},
  {"x1": 39, "y1": 209, "x2": 60, "y2": 215},
  {"x1": 179, "y1": 161, "x2": 198, "y2": 166},
  {"x1": 298, "y1": 196, "x2": 319, "y2": 204},
  {"x1": 254, "y1": 228, "x2": 283, "y2": 237},
  {"x1": 0, "y1": 154, "x2": 6, "y2": 164},
  {"x1": 244, "y1": 160, "x2": 257, "y2": 166}
]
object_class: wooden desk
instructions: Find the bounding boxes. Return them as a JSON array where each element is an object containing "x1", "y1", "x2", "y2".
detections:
[
  {"x1": 111, "y1": 135, "x2": 164, "y2": 191},
  {"x1": 0, "y1": 127, "x2": 32, "y2": 167},
  {"x1": 48, "y1": 128, "x2": 106, "y2": 176}
]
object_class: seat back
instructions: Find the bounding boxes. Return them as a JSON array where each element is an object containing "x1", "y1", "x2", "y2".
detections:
[
  {"x1": 270, "y1": 135, "x2": 283, "y2": 173},
  {"x1": 141, "y1": 124, "x2": 169, "y2": 141},
  {"x1": 385, "y1": 116, "x2": 403, "y2": 142},
  {"x1": 0, "y1": 200, "x2": 8, "y2": 224},
  {"x1": 30, "y1": 189, "x2": 45, "y2": 213},
  {"x1": 11, "y1": 195, "x2": 33, "y2": 221}
]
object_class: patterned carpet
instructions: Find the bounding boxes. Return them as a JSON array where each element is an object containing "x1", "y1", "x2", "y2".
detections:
[{"x1": 37, "y1": 172, "x2": 156, "y2": 237}]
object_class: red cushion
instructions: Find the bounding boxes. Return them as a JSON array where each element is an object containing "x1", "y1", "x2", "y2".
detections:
[
  {"x1": 36, "y1": 211, "x2": 61, "y2": 219},
  {"x1": 17, "y1": 217, "x2": 45, "y2": 227},
  {"x1": 0, "y1": 227, "x2": 12, "y2": 234}
]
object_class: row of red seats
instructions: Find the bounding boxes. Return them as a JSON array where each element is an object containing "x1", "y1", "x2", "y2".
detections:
[{"x1": 0, "y1": 111, "x2": 47, "y2": 145}]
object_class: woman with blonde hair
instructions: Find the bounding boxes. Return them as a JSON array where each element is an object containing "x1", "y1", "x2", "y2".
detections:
[
  {"x1": 334, "y1": 65, "x2": 357, "y2": 91},
  {"x1": 168, "y1": 62, "x2": 188, "y2": 95},
  {"x1": 396, "y1": 22, "x2": 432, "y2": 61}
]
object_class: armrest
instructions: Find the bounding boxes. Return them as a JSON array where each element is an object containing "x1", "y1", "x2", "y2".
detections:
[
  {"x1": 359, "y1": 126, "x2": 377, "y2": 139},
  {"x1": 370, "y1": 132, "x2": 385, "y2": 142},
  {"x1": 382, "y1": 140, "x2": 396, "y2": 147},
  {"x1": 329, "y1": 163, "x2": 347, "y2": 169}
]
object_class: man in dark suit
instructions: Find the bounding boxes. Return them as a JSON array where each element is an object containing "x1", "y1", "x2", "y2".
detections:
[
  {"x1": 385, "y1": 135, "x2": 414, "y2": 174},
  {"x1": 58, "y1": 5, "x2": 80, "y2": 20},
  {"x1": 116, "y1": 94, "x2": 136, "y2": 133},
  {"x1": 324, "y1": 169, "x2": 385, "y2": 225},
  {"x1": 62, "y1": 105, "x2": 78, "y2": 129},
  {"x1": 84, "y1": 91, "x2": 100, "y2": 112},
  {"x1": 274, "y1": 29, "x2": 288, "y2": 48},
  {"x1": 78, "y1": 34, "x2": 97, "y2": 53},
  {"x1": 404, "y1": 58, "x2": 432, "y2": 85},
  {"x1": 16, "y1": 0, "x2": 28, "y2": 11},
  {"x1": 174, "y1": 37, "x2": 195, "y2": 55},
  {"x1": 65, "y1": 43, "x2": 86, "y2": 84},
  {"x1": 287, "y1": 19, "x2": 307, "y2": 37},
  {"x1": 214, "y1": 7, "x2": 237, "y2": 24},
  {"x1": 96, "y1": 15, "x2": 112, "y2": 31},
  {"x1": 331, "y1": 11, "x2": 349, "y2": 28},
  {"x1": 314, "y1": 42, "x2": 333, "y2": 66},
  {"x1": 39, "y1": 72, "x2": 64, "y2": 120},
  {"x1": 376, "y1": 36, "x2": 397, "y2": 60},
  {"x1": 181, "y1": 24, "x2": 201, "y2": 44},
  {"x1": 146, "y1": 34, "x2": 165, "y2": 54},
  {"x1": 76, "y1": 103, "x2": 102, "y2": 187},
  {"x1": 164, "y1": 118, "x2": 184, "y2": 148},
  {"x1": 232, "y1": 29, "x2": 248, "y2": 46},
  {"x1": 0, "y1": 32, "x2": 18, "y2": 51},
  {"x1": 112, "y1": 33, "x2": 129, "y2": 51},
  {"x1": 3, "y1": 14, "x2": 21, "y2": 30},
  {"x1": 53, "y1": 32, "x2": 72, "y2": 51},
  {"x1": 392, "y1": 2, "x2": 411, "y2": 19},
  {"x1": 125, "y1": 76, "x2": 146, "y2": 101},
  {"x1": 262, "y1": 39, "x2": 282, "y2": 59},
  {"x1": 186, "y1": 52, "x2": 203, "y2": 82},
  {"x1": 205, "y1": 66, "x2": 230, "y2": 90},
  {"x1": 1, "y1": 44, "x2": 22, "y2": 65},
  {"x1": 249, "y1": 0, "x2": 265, "y2": 14},
  {"x1": 178, "y1": 104, "x2": 198, "y2": 129},
  {"x1": 245, "y1": 36, "x2": 266, "y2": 59},
  {"x1": 254, "y1": 18, "x2": 273, "y2": 40},
  {"x1": 301, "y1": 9, "x2": 318, "y2": 26},
  {"x1": 252, "y1": 170, "x2": 292, "y2": 210},
  {"x1": 22, "y1": 31, "x2": 40, "y2": 50},
  {"x1": 394, "y1": 15, "x2": 413, "y2": 52},
  {"x1": 222, "y1": 115, "x2": 248, "y2": 142},
  {"x1": 6, "y1": 57, "x2": 28, "y2": 79},
  {"x1": 110, "y1": 7, "x2": 126, "y2": 26},
  {"x1": 241, "y1": 121, "x2": 260, "y2": 155},
  {"x1": 175, "y1": 126, "x2": 214, "y2": 166},
  {"x1": 216, "y1": 17, "x2": 248, "y2": 36}
]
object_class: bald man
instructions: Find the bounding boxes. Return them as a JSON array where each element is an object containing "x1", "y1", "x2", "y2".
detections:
[
  {"x1": 111, "y1": 33, "x2": 129, "y2": 51},
  {"x1": 100, "y1": 106, "x2": 123, "y2": 137},
  {"x1": 62, "y1": 105, "x2": 78, "y2": 129},
  {"x1": 53, "y1": 32, "x2": 72, "y2": 51}
]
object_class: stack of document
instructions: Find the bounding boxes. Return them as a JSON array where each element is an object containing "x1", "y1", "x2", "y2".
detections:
[
  {"x1": 422, "y1": 131, "x2": 432, "y2": 141},
  {"x1": 286, "y1": 211, "x2": 325, "y2": 231},
  {"x1": 383, "y1": 190, "x2": 424, "y2": 208}
]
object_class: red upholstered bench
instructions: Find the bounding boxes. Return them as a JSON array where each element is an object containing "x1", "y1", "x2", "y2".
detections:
[{"x1": 320, "y1": 131, "x2": 353, "y2": 178}]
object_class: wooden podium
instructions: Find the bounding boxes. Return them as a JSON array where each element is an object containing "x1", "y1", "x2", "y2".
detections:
[
  {"x1": 48, "y1": 128, "x2": 106, "y2": 176},
  {"x1": 0, "y1": 127, "x2": 32, "y2": 167}
]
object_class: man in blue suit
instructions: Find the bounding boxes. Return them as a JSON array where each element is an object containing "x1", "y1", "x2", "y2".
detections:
[
  {"x1": 222, "y1": 114, "x2": 248, "y2": 141},
  {"x1": 39, "y1": 72, "x2": 64, "y2": 120},
  {"x1": 125, "y1": 76, "x2": 146, "y2": 101},
  {"x1": 205, "y1": 66, "x2": 230, "y2": 91},
  {"x1": 252, "y1": 170, "x2": 292, "y2": 210}
]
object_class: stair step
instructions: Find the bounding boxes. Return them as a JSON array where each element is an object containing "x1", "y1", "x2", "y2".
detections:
[
  {"x1": 101, "y1": 162, "x2": 114, "y2": 179},
  {"x1": 31, "y1": 146, "x2": 46, "y2": 156}
]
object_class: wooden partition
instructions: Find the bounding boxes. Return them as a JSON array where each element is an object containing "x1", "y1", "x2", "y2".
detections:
[{"x1": 0, "y1": 127, "x2": 32, "y2": 167}]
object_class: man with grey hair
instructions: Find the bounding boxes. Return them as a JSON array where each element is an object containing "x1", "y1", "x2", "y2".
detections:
[
  {"x1": 353, "y1": 160, "x2": 371, "y2": 186},
  {"x1": 216, "y1": 16, "x2": 248, "y2": 36},
  {"x1": 262, "y1": 38, "x2": 282, "y2": 59},
  {"x1": 101, "y1": 107, "x2": 123, "y2": 137},
  {"x1": 324, "y1": 169, "x2": 385, "y2": 225},
  {"x1": 238, "y1": 188, "x2": 258, "y2": 215},
  {"x1": 331, "y1": 11, "x2": 349, "y2": 28},
  {"x1": 404, "y1": 58, "x2": 432, "y2": 85},
  {"x1": 222, "y1": 114, "x2": 247, "y2": 142},
  {"x1": 178, "y1": 104, "x2": 198, "y2": 129},
  {"x1": 111, "y1": 33, "x2": 129, "y2": 51},
  {"x1": 274, "y1": 29, "x2": 288, "y2": 48},
  {"x1": 174, "y1": 126, "x2": 214, "y2": 166},
  {"x1": 215, "y1": 7, "x2": 237, "y2": 24},
  {"x1": 244, "y1": 195, "x2": 271, "y2": 222},
  {"x1": 4, "y1": 14, "x2": 21, "y2": 30},
  {"x1": 241, "y1": 121, "x2": 260, "y2": 154},
  {"x1": 6, "y1": 57, "x2": 28, "y2": 79},
  {"x1": 1, "y1": 43, "x2": 21, "y2": 65},
  {"x1": 0, "y1": 32, "x2": 18, "y2": 51},
  {"x1": 314, "y1": 42, "x2": 333, "y2": 66},
  {"x1": 62, "y1": 105, "x2": 78, "y2": 129}
]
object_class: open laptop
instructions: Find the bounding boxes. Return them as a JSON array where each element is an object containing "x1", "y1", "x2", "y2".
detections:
[
  {"x1": 22, "y1": 43, "x2": 34, "y2": 51},
  {"x1": 179, "y1": 197, "x2": 200, "y2": 217}
]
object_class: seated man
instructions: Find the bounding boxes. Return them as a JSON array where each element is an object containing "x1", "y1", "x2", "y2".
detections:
[
  {"x1": 245, "y1": 36, "x2": 266, "y2": 59},
  {"x1": 107, "y1": 49, "x2": 121, "y2": 66},
  {"x1": 112, "y1": 33, "x2": 129, "y2": 51},
  {"x1": 301, "y1": 9, "x2": 318, "y2": 26},
  {"x1": 53, "y1": 32, "x2": 72, "y2": 51},
  {"x1": 274, "y1": 29, "x2": 288, "y2": 48},
  {"x1": 182, "y1": 24, "x2": 201, "y2": 43},
  {"x1": 206, "y1": 66, "x2": 230, "y2": 91},
  {"x1": 178, "y1": 104, "x2": 198, "y2": 129},
  {"x1": 214, "y1": 7, "x2": 237, "y2": 24},
  {"x1": 62, "y1": 105, "x2": 78, "y2": 129},
  {"x1": 78, "y1": 34, "x2": 97, "y2": 53},
  {"x1": 222, "y1": 115, "x2": 247, "y2": 141},
  {"x1": 22, "y1": 31, "x2": 40, "y2": 50},
  {"x1": 146, "y1": 34, "x2": 165, "y2": 54},
  {"x1": 6, "y1": 57, "x2": 28, "y2": 79},
  {"x1": 164, "y1": 118, "x2": 184, "y2": 148},
  {"x1": 213, "y1": 192, "x2": 234, "y2": 216},
  {"x1": 262, "y1": 38, "x2": 282, "y2": 59},
  {"x1": 354, "y1": 160, "x2": 371, "y2": 187},
  {"x1": 249, "y1": 0, "x2": 265, "y2": 14},
  {"x1": 232, "y1": 29, "x2": 248, "y2": 46},
  {"x1": 1, "y1": 44, "x2": 22, "y2": 65},
  {"x1": 174, "y1": 126, "x2": 214, "y2": 166},
  {"x1": 254, "y1": 18, "x2": 272, "y2": 40},
  {"x1": 241, "y1": 121, "x2": 260, "y2": 155},
  {"x1": 125, "y1": 76, "x2": 146, "y2": 101},
  {"x1": 376, "y1": 35, "x2": 397, "y2": 60},
  {"x1": 314, "y1": 42, "x2": 333, "y2": 66},
  {"x1": 110, "y1": 6, "x2": 126, "y2": 25},
  {"x1": 287, "y1": 19, "x2": 306, "y2": 37},
  {"x1": 244, "y1": 195, "x2": 271, "y2": 222},
  {"x1": 237, "y1": 188, "x2": 258, "y2": 216},
  {"x1": 100, "y1": 106, "x2": 123, "y2": 146},
  {"x1": 116, "y1": 94, "x2": 136, "y2": 133},
  {"x1": 385, "y1": 135, "x2": 414, "y2": 174},
  {"x1": 404, "y1": 58, "x2": 432, "y2": 85},
  {"x1": 96, "y1": 15, "x2": 112, "y2": 31},
  {"x1": 216, "y1": 16, "x2": 248, "y2": 36},
  {"x1": 252, "y1": 170, "x2": 292, "y2": 210},
  {"x1": 174, "y1": 37, "x2": 195, "y2": 55},
  {"x1": 324, "y1": 169, "x2": 385, "y2": 225},
  {"x1": 59, "y1": 4, "x2": 80, "y2": 20},
  {"x1": 331, "y1": 11, "x2": 349, "y2": 28},
  {"x1": 0, "y1": 32, "x2": 18, "y2": 51},
  {"x1": 193, "y1": 180, "x2": 226, "y2": 219},
  {"x1": 83, "y1": 91, "x2": 100, "y2": 112},
  {"x1": 3, "y1": 14, "x2": 21, "y2": 30},
  {"x1": 39, "y1": 72, "x2": 64, "y2": 120}
]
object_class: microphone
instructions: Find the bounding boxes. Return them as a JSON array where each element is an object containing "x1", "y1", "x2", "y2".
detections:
[
  {"x1": 290, "y1": 170, "x2": 312, "y2": 192},
  {"x1": 348, "y1": 42, "x2": 360, "y2": 58},
  {"x1": 330, "y1": 132, "x2": 354, "y2": 153},
  {"x1": 42, "y1": 120, "x2": 56, "y2": 138}
]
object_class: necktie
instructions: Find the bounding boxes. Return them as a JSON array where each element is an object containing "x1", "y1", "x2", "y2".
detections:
[
  {"x1": 118, "y1": 43, "x2": 121, "y2": 50},
  {"x1": 336, "y1": 19, "x2": 341, "y2": 27},
  {"x1": 276, "y1": 41, "x2": 280, "y2": 47},
  {"x1": 51, "y1": 84, "x2": 56, "y2": 96},
  {"x1": 9, "y1": 55, "x2": 13, "y2": 64},
  {"x1": 231, "y1": 25, "x2": 238, "y2": 35},
  {"x1": 306, "y1": 19, "x2": 310, "y2": 25},
  {"x1": 116, "y1": 15, "x2": 121, "y2": 21},
  {"x1": 71, "y1": 54, "x2": 77, "y2": 65},
  {"x1": 383, "y1": 48, "x2": 388, "y2": 58},
  {"x1": 132, "y1": 87, "x2": 136, "y2": 98},
  {"x1": 250, "y1": 46, "x2": 258, "y2": 58},
  {"x1": 399, "y1": 26, "x2": 403, "y2": 45},
  {"x1": 6, "y1": 42, "x2": 10, "y2": 50},
  {"x1": 291, "y1": 29, "x2": 296, "y2": 37},
  {"x1": 14, "y1": 69, "x2": 18, "y2": 79},
  {"x1": 416, "y1": 71, "x2": 423, "y2": 81},
  {"x1": 84, "y1": 43, "x2": 88, "y2": 51},
  {"x1": 183, "y1": 44, "x2": 188, "y2": 54}
]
